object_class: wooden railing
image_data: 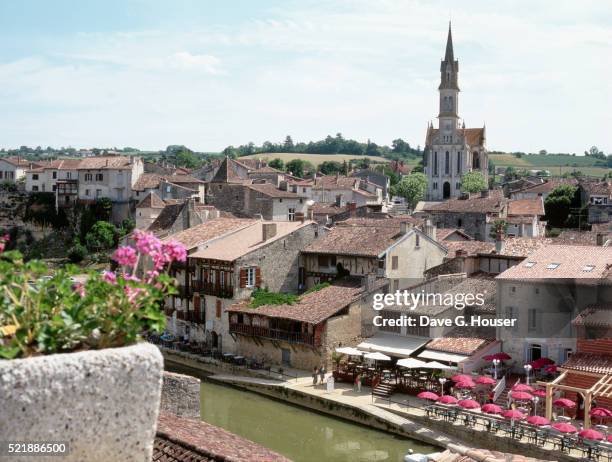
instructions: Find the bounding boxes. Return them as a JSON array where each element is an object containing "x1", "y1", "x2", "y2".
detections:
[
  {"x1": 229, "y1": 323, "x2": 316, "y2": 346},
  {"x1": 191, "y1": 280, "x2": 234, "y2": 299}
]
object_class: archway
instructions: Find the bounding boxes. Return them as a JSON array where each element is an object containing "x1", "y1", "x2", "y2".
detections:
[
  {"x1": 211, "y1": 331, "x2": 218, "y2": 348},
  {"x1": 443, "y1": 182, "x2": 451, "y2": 199},
  {"x1": 473, "y1": 152, "x2": 480, "y2": 169}
]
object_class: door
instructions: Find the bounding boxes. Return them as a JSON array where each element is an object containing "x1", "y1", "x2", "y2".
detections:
[
  {"x1": 443, "y1": 182, "x2": 451, "y2": 199},
  {"x1": 281, "y1": 348, "x2": 291, "y2": 366}
]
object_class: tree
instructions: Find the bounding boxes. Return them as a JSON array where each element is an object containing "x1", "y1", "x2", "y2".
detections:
[
  {"x1": 319, "y1": 161, "x2": 343, "y2": 175},
  {"x1": 283, "y1": 136, "x2": 294, "y2": 151},
  {"x1": 268, "y1": 158, "x2": 284, "y2": 170},
  {"x1": 504, "y1": 166, "x2": 517, "y2": 181},
  {"x1": 68, "y1": 240, "x2": 87, "y2": 263},
  {"x1": 85, "y1": 221, "x2": 117, "y2": 252},
  {"x1": 538, "y1": 149, "x2": 548, "y2": 155},
  {"x1": 585, "y1": 146, "x2": 605, "y2": 160},
  {"x1": 390, "y1": 172, "x2": 427, "y2": 208},
  {"x1": 489, "y1": 219, "x2": 508, "y2": 240},
  {"x1": 460, "y1": 171, "x2": 487, "y2": 193},
  {"x1": 544, "y1": 184, "x2": 578, "y2": 228},
  {"x1": 285, "y1": 159, "x2": 306, "y2": 178}
]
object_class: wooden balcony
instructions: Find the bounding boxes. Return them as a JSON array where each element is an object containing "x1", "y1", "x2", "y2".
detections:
[
  {"x1": 229, "y1": 323, "x2": 316, "y2": 347},
  {"x1": 191, "y1": 280, "x2": 234, "y2": 299}
]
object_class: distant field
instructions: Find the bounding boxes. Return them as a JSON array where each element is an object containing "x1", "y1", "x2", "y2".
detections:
[
  {"x1": 490, "y1": 153, "x2": 611, "y2": 178},
  {"x1": 239, "y1": 152, "x2": 394, "y2": 167}
]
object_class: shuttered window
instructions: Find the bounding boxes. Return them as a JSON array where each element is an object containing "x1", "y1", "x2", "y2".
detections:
[
  {"x1": 216, "y1": 300, "x2": 222, "y2": 318},
  {"x1": 240, "y1": 267, "x2": 260, "y2": 288}
]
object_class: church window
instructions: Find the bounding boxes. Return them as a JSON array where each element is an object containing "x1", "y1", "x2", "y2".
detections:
[
  {"x1": 473, "y1": 152, "x2": 480, "y2": 169},
  {"x1": 457, "y1": 152, "x2": 462, "y2": 173},
  {"x1": 433, "y1": 182, "x2": 438, "y2": 190},
  {"x1": 445, "y1": 152, "x2": 450, "y2": 175},
  {"x1": 433, "y1": 152, "x2": 438, "y2": 176}
]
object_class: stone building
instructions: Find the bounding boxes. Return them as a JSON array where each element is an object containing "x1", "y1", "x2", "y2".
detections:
[
  {"x1": 579, "y1": 180, "x2": 611, "y2": 224},
  {"x1": 423, "y1": 24, "x2": 488, "y2": 200},
  {"x1": 351, "y1": 169, "x2": 391, "y2": 201},
  {"x1": 495, "y1": 245, "x2": 612, "y2": 372},
  {"x1": 0, "y1": 156, "x2": 39, "y2": 183},
  {"x1": 164, "y1": 219, "x2": 318, "y2": 353},
  {"x1": 226, "y1": 278, "x2": 387, "y2": 370},
  {"x1": 302, "y1": 217, "x2": 446, "y2": 291},
  {"x1": 506, "y1": 197, "x2": 545, "y2": 238}
]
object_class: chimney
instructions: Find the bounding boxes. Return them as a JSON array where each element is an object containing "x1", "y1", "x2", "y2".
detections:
[
  {"x1": 596, "y1": 233, "x2": 605, "y2": 246},
  {"x1": 308, "y1": 209, "x2": 314, "y2": 220},
  {"x1": 346, "y1": 201, "x2": 357, "y2": 215},
  {"x1": 400, "y1": 221, "x2": 412, "y2": 235},
  {"x1": 495, "y1": 233, "x2": 505, "y2": 254},
  {"x1": 335, "y1": 194, "x2": 344, "y2": 207},
  {"x1": 262, "y1": 223, "x2": 277, "y2": 241},
  {"x1": 424, "y1": 219, "x2": 436, "y2": 240},
  {"x1": 279, "y1": 181, "x2": 288, "y2": 191},
  {"x1": 363, "y1": 273, "x2": 377, "y2": 292},
  {"x1": 481, "y1": 189, "x2": 490, "y2": 198}
]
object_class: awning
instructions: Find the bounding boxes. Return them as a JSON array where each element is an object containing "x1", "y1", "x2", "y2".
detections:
[
  {"x1": 418, "y1": 349, "x2": 470, "y2": 364},
  {"x1": 335, "y1": 347, "x2": 363, "y2": 356},
  {"x1": 357, "y1": 333, "x2": 429, "y2": 358},
  {"x1": 397, "y1": 358, "x2": 428, "y2": 369}
]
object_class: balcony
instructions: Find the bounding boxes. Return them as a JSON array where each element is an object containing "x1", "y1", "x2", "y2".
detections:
[
  {"x1": 229, "y1": 323, "x2": 316, "y2": 347},
  {"x1": 191, "y1": 280, "x2": 234, "y2": 299}
]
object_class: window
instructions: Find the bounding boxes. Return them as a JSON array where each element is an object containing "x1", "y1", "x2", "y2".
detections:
[
  {"x1": 457, "y1": 152, "x2": 462, "y2": 174},
  {"x1": 456, "y1": 182, "x2": 460, "y2": 190},
  {"x1": 32, "y1": 174, "x2": 39, "y2": 180},
  {"x1": 511, "y1": 286, "x2": 516, "y2": 293},
  {"x1": 303, "y1": 187, "x2": 306, "y2": 193},
  {"x1": 215, "y1": 300, "x2": 222, "y2": 318},
  {"x1": 445, "y1": 152, "x2": 450, "y2": 175},
  {"x1": 433, "y1": 182, "x2": 438, "y2": 190},
  {"x1": 32, "y1": 186, "x2": 39, "y2": 191},
  {"x1": 546, "y1": 263, "x2": 560, "y2": 270},
  {"x1": 535, "y1": 287, "x2": 539, "y2": 294},
  {"x1": 415, "y1": 234, "x2": 420, "y2": 247},
  {"x1": 219, "y1": 271, "x2": 225, "y2": 287},
  {"x1": 52, "y1": 171, "x2": 57, "y2": 179},
  {"x1": 246, "y1": 268, "x2": 256, "y2": 287},
  {"x1": 378, "y1": 259, "x2": 385, "y2": 269},
  {"x1": 393, "y1": 279, "x2": 399, "y2": 292},
  {"x1": 95, "y1": 173, "x2": 103, "y2": 181},
  {"x1": 582, "y1": 265, "x2": 595, "y2": 272},
  {"x1": 391, "y1": 256, "x2": 398, "y2": 270},
  {"x1": 457, "y1": 219, "x2": 462, "y2": 227},
  {"x1": 85, "y1": 189, "x2": 90, "y2": 196},
  {"x1": 96, "y1": 189, "x2": 102, "y2": 197},
  {"x1": 288, "y1": 208, "x2": 295, "y2": 221},
  {"x1": 318, "y1": 255, "x2": 329, "y2": 267},
  {"x1": 52, "y1": 185, "x2": 56, "y2": 192},
  {"x1": 433, "y1": 152, "x2": 438, "y2": 176},
  {"x1": 528, "y1": 309, "x2": 537, "y2": 331},
  {"x1": 524, "y1": 261, "x2": 536, "y2": 268},
  {"x1": 85, "y1": 173, "x2": 93, "y2": 181},
  {"x1": 66, "y1": 172, "x2": 72, "y2": 179}
]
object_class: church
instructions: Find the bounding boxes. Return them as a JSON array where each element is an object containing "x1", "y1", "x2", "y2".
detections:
[{"x1": 424, "y1": 24, "x2": 488, "y2": 201}]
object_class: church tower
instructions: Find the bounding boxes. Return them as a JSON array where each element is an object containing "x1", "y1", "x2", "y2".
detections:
[{"x1": 424, "y1": 23, "x2": 488, "y2": 201}]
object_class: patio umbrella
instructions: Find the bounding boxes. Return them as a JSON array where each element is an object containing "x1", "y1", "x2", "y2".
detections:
[
  {"x1": 397, "y1": 358, "x2": 428, "y2": 369},
  {"x1": 579, "y1": 429, "x2": 604, "y2": 441},
  {"x1": 511, "y1": 391, "x2": 533, "y2": 401},
  {"x1": 364, "y1": 352, "x2": 391, "y2": 361},
  {"x1": 438, "y1": 395, "x2": 458, "y2": 405},
  {"x1": 532, "y1": 389, "x2": 547, "y2": 397},
  {"x1": 451, "y1": 374, "x2": 473, "y2": 382},
  {"x1": 512, "y1": 384, "x2": 534, "y2": 392},
  {"x1": 476, "y1": 376, "x2": 496, "y2": 385},
  {"x1": 552, "y1": 422, "x2": 577, "y2": 433},
  {"x1": 482, "y1": 404, "x2": 503, "y2": 414},
  {"x1": 455, "y1": 381, "x2": 475, "y2": 389},
  {"x1": 492, "y1": 352, "x2": 511, "y2": 361},
  {"x1": 544, "y1": 365, "x2": 558, "y2": 373},
  {"x1": 530, "y1": 357, "x2": 554, "y2": 368},
  {"x1": 527, "y1": 416, "x2": 550, "y2": 426},
  {"x1": 503, "y1": 410, "x2": 525, "y2": 420},
  {"x1": 335, "y1": 347, "x2": 363, "y2": 356},
  {"x1": 608, "y1": 435, "x2": 612, "y2": 443},
  {"x1": 590, "y1": 407, "x2": 612, "y2": 418},
  {"x1": 421, "y1": 361, "x2": 457, "y2": 370},
  {"x1": 553, "y1": 398, "x2": 576, "y2": 409},
  {"x1": 458, "y1": 399, "x2": 480, "y2": 410},
  {"x1": 417, "y1": 391, "x2": 439, "y2": 401}
]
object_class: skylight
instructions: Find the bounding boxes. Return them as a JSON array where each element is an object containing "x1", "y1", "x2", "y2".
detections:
[
  {"x1": 582, "y1": 265, "x2": 595, "y2": 272},
  {"x1": 546, "y1": 263, "x2": 560, "y2": 270},
  {"x1": 524, "y1": 261, "x2": 536, "y2": 268}
]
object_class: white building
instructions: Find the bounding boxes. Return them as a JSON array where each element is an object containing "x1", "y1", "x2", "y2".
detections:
[
  {"x1": 77, "y1": 156, "x2": 144, "y2": 203},
  {"x1": 0, "y1": 157, "x2": 39, "y2": 183}
]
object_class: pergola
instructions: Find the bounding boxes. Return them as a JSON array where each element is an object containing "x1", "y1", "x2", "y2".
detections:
[{"x1": 538, "y1": 370, "x2": 612, "y2": 429}]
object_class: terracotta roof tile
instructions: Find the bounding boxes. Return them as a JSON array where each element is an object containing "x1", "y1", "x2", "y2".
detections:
[
  {"x1": 133, "y1": 173, "x2": 162, "y2": 191},
  {"x1": 247, "y1": 183, "x2": 306, "y2": 198},
  {"x1": 137, "y1": 191, "x2": 166, "y2": 209},
  {"x1": 162, "y1": 217, "x2": 256, "y2": 249},
  {"x1": 424, "y1": 190, "x2": 505, "y2": 214},
  {"x1": 572, "y1": 303, "x2": 612, "y2": 327},
  {"x1": 311, "y1": 175, "x2": 360, "y2": 190},
  {"x1": 513, "y1": 178, "x2": 577, "y2": 195},
  {"x1": 210, "y1": 158, "x2": 251, "y2": 184},
  {"x1": 507, "y1": 198, "x2": 545, "y2": 216},
  {"x1": 148, "y1": 203, "x2": 186, "y2": 235},
  {"x1": 155, "y1": 412, "x2": 291, "y2": 462},
  {"x1": 444, "y1": 240, "x2": 495, "y2": 257},
  {"x1": 427, "y1": 331, "x2": 493, "y2": 356},
  {"x1": 436, "y1": 228, "x2": 472, "y2": 241},
  {"x1": 0, "y1": 156, "x2": 40, "y2": 168},
  {"x1": 77, "y1": 156, "x2": 133, "y2": 170},
  {"x1": 553, "y1": 230, "x2": 602, "y2": 246},
  {"x1": 561, "y1": 352, "x2": 612, "y2": 375},
  {"x1": 582, "y1": 181, "x2": 612, "y2": 197}
]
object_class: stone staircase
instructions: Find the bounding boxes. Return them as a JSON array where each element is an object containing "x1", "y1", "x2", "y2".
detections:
[
  {"x1": 372, "y1": 381, "x2": 396, "y2": 399},
  {"x1": 494, "y1": 375, "x2": 522, "y2": 407}
]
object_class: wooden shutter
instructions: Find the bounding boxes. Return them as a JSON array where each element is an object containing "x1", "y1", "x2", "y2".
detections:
[
  {"x1": 255, "y1": 267, "x2": 261, "y2": 287},
  {"x1": 216, "y1": 300, "x2": 222, "y2": 318},
  {"x1": 193, "y1": 294, "x2": 200, "y2": 322},
  {"x1": 239, "y1": 269, "x2": 247, "y2": 288}
]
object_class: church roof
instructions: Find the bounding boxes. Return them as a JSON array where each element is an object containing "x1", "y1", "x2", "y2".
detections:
[
  {"x1": 425, "y1": 127, "x2": 485, "y2": 148},
  {"x1": 445, "y1": 22, "x2": 455, "y2": 62}
]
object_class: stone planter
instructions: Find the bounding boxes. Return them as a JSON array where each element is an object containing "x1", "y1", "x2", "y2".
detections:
[{"x1": 0, "y1": 342, "x2": 163, "y2": 462}]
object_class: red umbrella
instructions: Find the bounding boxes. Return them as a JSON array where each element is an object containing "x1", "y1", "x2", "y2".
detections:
[
  {"x1": 456, "y1": 381, "x2": 475, "y2": 389},
  {"x1": 579, "y1": 429, "x2": 604, "y2": 441},
  {"x1": 590, "y1": 407, "x2": 612, "y2": 418},
  {"x1": 512, "y1": 384, "x2": 534, "y2": 392},
  {"x1": 511, "y1": 391, "x2": 533, "y2": 401},
  {"x1": 527, "y1": 416, "x2": 550, "y2": 426},
  {"x1": 552, "y1": 422, "x2": 577, "y2": 433},
  {"x1": 533, "y1": 389, "x2": 547, "y2": 397},
  {"x1": 451, "y1": 375, "x2": 473, "y2": 382},
  {"x1": 417, "y1": 391, "x2": 440, "y2": 401},
  {"x1": 476, "y1": 376, "x2": 496, "y2": 385},
  {"x1": 530, "y1": 357, "x2": 554, "y2": 368},
  {"x1": 495, "y1": 352, "x2": 512, "y2": 360},
  {"x1": 608, "y1": 435, "x2": 612, "y2": 443},
  {"x1": 503, "y1": 410, "x2": 525, "y2": 420},
  {"x1": 438, "y1": 395, "x2": 458, "y2": 405},
  {"x1": 553, "y1": 398, "x2": 576, "y2": 409},
  {"x1": 544, "y1": 365, "x2": 558, "y2": 373},
  {"x1": 482, "y1": 404, "x2": 503, "y2": 414},
  {"x1": 483, "y1": 354, "x2": 495, "y2": 361},
  {"x1": 458, "y1": 399, "x2": 480, "y2": 409}
]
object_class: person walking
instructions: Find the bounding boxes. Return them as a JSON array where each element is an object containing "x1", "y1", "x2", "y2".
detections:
[
  {"x1": 353, "y1": 373, "x2": 359, "y2": 392},
  {"x1": 319, "y1": 365, "x2": 326, "y2": 385},
  {"x1": 357, "y1": 373, "x2": 362, "y2": 393},
  {"x1": 312, "y1": 366, "x2": 318, "y2": 386}
]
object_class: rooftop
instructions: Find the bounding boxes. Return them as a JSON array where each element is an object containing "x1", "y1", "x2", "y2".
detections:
[
  {"x1": 190, "y1": 220, "x2": 315, "y2": 261},
  {"x1": 513, "y1": 178, "x2": 577, "y2": 195},
  {"x1": 210, "y1": 158, "x2": 251, "y2": 184},
  {"x1": 227, "y1": 278, "x2": 386, "y2": 324},
  {"x1": 561, "y1": 352, "x2": 612, "y2": 375},
  {"x1": 161, "y1": 217, "x2": 256, "y2": 249},
  {"x1": 423, "y1": 190, "x2": 505, "y2": 214},
  {"x1": 427, "y1": 327, "x2": 494, "y2": 356},
  {"x1": 572, "y1": 304, "x2": 612, "y2": 328},
  {"x1": 247, "y1": 183, "x2": 306, "y2": 199},
  {"x1": 507, "y1": 198, "x2": 545, "y2": 216},
  {"x1": 137, "y1": 191, "x2": 166, "y2": 209},
  {"x1": 496, "y1": 245, "x2": 612, "y2": 280},
  {"x1": 77, "y1": 156, "x2": 134, "y2": 170},
  {"x1": 311, "y1": 175, "x2": 360, "y2": 190}
]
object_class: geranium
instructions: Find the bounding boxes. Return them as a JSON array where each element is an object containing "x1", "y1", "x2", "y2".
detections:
[
  {"x1": 162, "y1": 240, "x2": 187, "y2": 263},
  {"x1": 102, "y1": 271, "x2": 117, "y2": 284},
  {"x1": 133, "y1": 230, "x2": 162, "y2": 257},
  {"x1": 112, "y1": 246, "x2": 137, "y2": 267}
]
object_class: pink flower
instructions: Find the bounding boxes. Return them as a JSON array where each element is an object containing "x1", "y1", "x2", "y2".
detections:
[
  {"x1": 152, "y1": 251, "x2": 167, "y2": 271},
  {"x1": 162, "y1": 241, "x2": 187, "y2": 263},
  {"x1": 145, "y1": 270, "x2": 160, "y2": 282},
  {"x1": 132, "y1": 230, "x2": 162, "y2": 257},
  {"x1": 74, "y1": 283, "x2": 86, "y2": 298},
  {"x1": 112, "y1": 246, "x2": 137, "y2": 267},
  {"x1": 123, "y1": 274, "x2": 141, "y2": 283},
  {"x1": 124, "y1": 286, "x2": 146, "y2": 303},
  {"x1": 102, "y1": 271, "x2": 117, "y2": 284}
]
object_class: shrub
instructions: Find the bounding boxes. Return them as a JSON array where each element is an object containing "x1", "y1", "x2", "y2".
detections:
[
  {"x1": 67, "y1": 241, "x2": 87, "y2": 263},
  {"x1": 85, "y1": 221, "x2": 117, "y2": 251},
  {"x1": 0, "y1": 231, "x2": 186, "y2": 359},
  {"x1": 250, "y1": 288, "x2": 299, "y2": 308}
]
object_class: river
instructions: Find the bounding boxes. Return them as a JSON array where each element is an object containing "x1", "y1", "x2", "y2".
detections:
[{"x1": 166, "y1": 362, "x2": 436, "y2": 462}]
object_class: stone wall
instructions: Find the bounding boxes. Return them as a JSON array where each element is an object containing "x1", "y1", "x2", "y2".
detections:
[
  {"x1": 207, "y1": 184, "x2": 248, "y2": 217},
  {"x1": 160, "y1": 371, "x2": 201, "y2": 419},
  {"x1": 233, "y1": 336, "x2": 324, "y2": 371},
  {"x1": 427, "y1": 211, "x2": 489, "y2": 241}
]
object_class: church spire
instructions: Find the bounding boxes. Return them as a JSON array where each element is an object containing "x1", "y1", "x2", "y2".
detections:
[{"x1": 444, "y1": 22, "x2": 454, "y2": 63}]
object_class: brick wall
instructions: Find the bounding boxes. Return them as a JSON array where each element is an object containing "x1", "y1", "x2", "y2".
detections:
[{"x1": 160, "y1": 371, "x2": 201, "y2": 419}]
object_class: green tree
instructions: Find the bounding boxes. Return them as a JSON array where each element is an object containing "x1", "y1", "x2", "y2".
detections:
[
  {"x1": 68, "y1": 240, "x2": 87, "y2": 263},
  {"x1": 460, "y1": 171, "x2": 487, "y2": 193},
  {"x1": 390, "y1": 172, "x2": 427, "y2": 208},
  {"x1": 544, "y1": 184, "x2": 578, "y2": 228},
  {"x1": 319, "y1": 161, "x2": 344, "y2": 175},
  {"x1": 286, "y1": 159, "x2": 306, "y2": 178},
  {"x1": 85, "y1": 221, "x2": 117, "y2": 252},
  {"x1": 489, "y1": 219, "x2": 508, "y2": 240},
  {"x1": 268, "y1": 158, "x2": 285, "y2": 170},
  {"x1": 283, "y1": 136, "x2": 294, "y2": 151}
]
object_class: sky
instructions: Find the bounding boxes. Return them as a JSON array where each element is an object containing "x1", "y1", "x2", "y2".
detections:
[{"x1": 1, "y1": 0, "x2": 611, "y2": 154}]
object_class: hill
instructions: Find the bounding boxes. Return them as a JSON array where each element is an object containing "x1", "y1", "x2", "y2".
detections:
[{"x1": 489, "y1": 153, "x2": 611, "y2": 178}]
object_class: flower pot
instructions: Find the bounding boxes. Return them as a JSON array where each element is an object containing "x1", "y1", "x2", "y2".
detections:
[{"x1": 0, "y1": 342, "x2": 163, "y2": 462}]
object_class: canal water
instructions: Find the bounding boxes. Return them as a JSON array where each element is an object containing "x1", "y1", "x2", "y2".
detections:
[{"x1": 166, "y1": 362, "x2": 436, "y2": 462}]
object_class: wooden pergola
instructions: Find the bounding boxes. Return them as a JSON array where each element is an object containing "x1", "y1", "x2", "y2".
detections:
[{"x1": 538, "y1": 370, "x2": 612, "y2": 429}]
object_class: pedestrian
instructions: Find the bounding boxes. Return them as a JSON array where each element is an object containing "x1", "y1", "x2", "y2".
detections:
[
  {"x1": 353, "y1": 373, "x2": 359, "y2": 392},
  {"x1": 312, "y1": 366, "x2": 318, "y2": 386},
  {"x1": 357, "y1": 374, "x2": 362, "y2": 393},
  {"x1": 319, "y1": 365, "x2": 326, "y2": 384}
]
